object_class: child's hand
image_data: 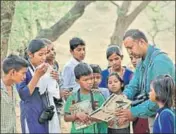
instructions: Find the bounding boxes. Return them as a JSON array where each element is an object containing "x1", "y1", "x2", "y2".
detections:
[
  {"x1": 117, "y1": 117, "x2": 128, "y2": 126},
  {"x1": 50, "y1": 70, "x2": 59, "y2": 80},
  {"x1": 35, "y1": 63, "x2": 49, "y2": 78},
  {"x1": 75, "y1": 112, "x2": 89, "y2": 123},
  {"x1": 108, "y1": 119, "x2": 115, "y2": 127}
]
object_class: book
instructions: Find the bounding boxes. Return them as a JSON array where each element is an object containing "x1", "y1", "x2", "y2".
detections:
[
  {"x1": 70, "y1": 100, "x2": 96, "y2": 130},
  {"x1": 90, "y1": 93, "x2": 131, "y2": 122}
]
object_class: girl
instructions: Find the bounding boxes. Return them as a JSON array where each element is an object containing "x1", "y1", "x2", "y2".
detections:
[
  {"x1": 16, "y1": 39, "x2": 61, "y2": 133},
  {"x1": 99, "y1": 44, "x2": 133, "y2": 89},
  {"x1": 107, "y1": 72, "x2": 130, "y2": 133},
  {"x1": 149, "y1": 74, "x2": 175, "y2": 134}
]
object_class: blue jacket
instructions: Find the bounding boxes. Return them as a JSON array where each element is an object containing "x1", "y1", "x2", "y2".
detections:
[{"x1": 123, "y1": 45, "x2": 175, "y2": 118}]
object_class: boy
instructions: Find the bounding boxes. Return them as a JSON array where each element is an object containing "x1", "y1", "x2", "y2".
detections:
[
  {"x1": 1, "y1": 54, "x2": 28, "y2": 133},
  {"x1": 64, "y1": 63, "x2": 108, "y2": 133},
  {"x1": 61, "y1": 37, "x2": 86, "y2": 93},
  {"x1": 90, "y1": 64, "x2": 110, "y2": 99}
]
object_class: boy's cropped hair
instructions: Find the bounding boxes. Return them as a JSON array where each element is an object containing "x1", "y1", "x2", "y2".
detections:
[
  {"x1": 74, "y1": 63, "x2": 93, "y2": 80},
  {"x1": 2, "y1": 54, "x2": 29, "y2": 74},
  {"x1": 90, "y1": 64, "x2": 102, "y2": 74},
  {"x1": 151, "y1": 74, "x2": 175, "y2": 107},
  {"x1": 123, "y1": 29, "x2": 148, "y2": 43},
  {"x1": 69, "y1": 37, "x2": 85, "y2": 51}
]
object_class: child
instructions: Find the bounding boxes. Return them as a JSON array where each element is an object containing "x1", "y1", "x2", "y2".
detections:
[
  {"x1": 61, "y1": 37, "x2": 86, "y2": 93},
  {"x1": 107, "y1": 72, "x2": 130, "y2": 134},
  {"x1": 1, "y1": 54, "x2": 28, "y2": 133},
  {"x1": 64, "y1": 63, "x2": 108, "y2": 133},
  {"x1": 16, "y1": 39, "x2": 60, "y2": 133},
  {"x1": 90, "y1": 64, "x2": 110, "y2": 99},
  {"x1": 149, "y1": 74, "x2": 175, "y2": 133}
]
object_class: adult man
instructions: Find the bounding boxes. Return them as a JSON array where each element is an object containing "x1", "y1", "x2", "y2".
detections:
[
  {"x1": 116, "y1": 29, "x2": 175, "y2": 132},
  {"x1": 61, "y1": 37, "x2": 86, "y2": 93}
]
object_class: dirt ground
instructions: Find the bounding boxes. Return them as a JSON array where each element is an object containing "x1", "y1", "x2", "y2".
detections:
[{"x1": 15, "y1": 1, "x2": 175, "y2": 133}]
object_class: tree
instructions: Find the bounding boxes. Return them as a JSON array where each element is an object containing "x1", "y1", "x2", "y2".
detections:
[
  {"x1": 1, "y1": 1, "x2": 16, "y2": 61},
  {"x1": 36, "y1": 1, "x2": 93, "y2": 41},
  {"x1": 110, "y1": 1, "x2": 151, "y2": 47}
]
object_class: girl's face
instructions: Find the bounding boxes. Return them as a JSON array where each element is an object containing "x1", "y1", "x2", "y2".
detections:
[
  {"x1": 108, "y1": 53, "x2": 122, "y2": 71},
  {"x1": 108, "y1": 75, "x2": 122, "y2": 93},
  {"x1": 29, "y1": 47, "x2": 47, "y2": 67},
  {"x1": 149, "y1": 84, "x2": 156, "y2": 102}
]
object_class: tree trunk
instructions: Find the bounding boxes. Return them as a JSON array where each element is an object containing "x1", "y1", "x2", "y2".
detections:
[
  {"x1": 1, "y1": 1, "x2": 16, "y2": 61},
  {"x1": 36, "y1": 1, "x2": 93, "y2": 41},
  {"x1": 110, "y1": 1, "x2": 151, "y2": 47}
]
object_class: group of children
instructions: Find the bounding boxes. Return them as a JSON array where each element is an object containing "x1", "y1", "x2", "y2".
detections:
[{"x1": 1, "y1": 36, "x2": 175, "y2": 134}]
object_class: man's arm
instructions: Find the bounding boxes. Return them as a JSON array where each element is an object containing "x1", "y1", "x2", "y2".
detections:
[{"x1": 123, "y1": 65, "x2": 141, "y2": 100}]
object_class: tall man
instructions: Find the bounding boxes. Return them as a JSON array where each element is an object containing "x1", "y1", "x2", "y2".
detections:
[{"x1": 116, "y1": 29, "x2": 175, "y2": 132}]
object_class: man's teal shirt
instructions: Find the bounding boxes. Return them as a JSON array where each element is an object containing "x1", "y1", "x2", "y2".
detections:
[{"x1": 123, "y1": 45, "x2": 175, "y2": 118}]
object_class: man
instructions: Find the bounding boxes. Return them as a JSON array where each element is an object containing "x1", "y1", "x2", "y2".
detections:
[
  {"x1": 61, "y1": 37, "x2": 86, "y2": 93},
  {"x1": 1, "y1": 54, "x2": 28, "y2": 133},
  {"x1": 115, "y1": 29, "x2": 175, "y2": 132}
]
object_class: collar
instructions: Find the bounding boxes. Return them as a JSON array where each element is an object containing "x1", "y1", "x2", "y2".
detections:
[
  {"x1": 70, "y1": 57, "x2": 81, "y2": 65},
  {"x1": 156, "y1": 106, "x2": 170, "y2": 114}
]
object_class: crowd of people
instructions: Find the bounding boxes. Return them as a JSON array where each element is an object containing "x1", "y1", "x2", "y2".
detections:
[{"x1": 1, "y1": 29, "x2": 175, "y2": 134}]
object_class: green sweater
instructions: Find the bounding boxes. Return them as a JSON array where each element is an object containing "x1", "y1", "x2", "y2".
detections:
[{"x1": 123, "y1": 45, "x2": 175, "y2": 118}]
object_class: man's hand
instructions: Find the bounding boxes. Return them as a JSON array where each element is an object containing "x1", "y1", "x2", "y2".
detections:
[
  {"x1": 117, "y1": 117, "x2": 129, "y2": 126},
  {"x1": 60, "y1": 90, "x2": 70, "y2": 98}
]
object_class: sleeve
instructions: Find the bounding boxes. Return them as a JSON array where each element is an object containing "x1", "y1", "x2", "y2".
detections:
[
  {"x1": 16, "y1": 72, "x2": 31, "y2": 101},
  {"x1": 64, "y1": 95, "x2": 74, "y2": 114},
  {"x1": 130, "y1": 58, "x2": 174, "y2": 118},
  {"x1": 159, "y1": 111, "x2": 174, "y2": 133},
  {"x1": 123, "y1": 67, "x2": 140, "y2": 100},
  {"x1": 61, "y1": 65, "x2": 73, "y2": 89}
]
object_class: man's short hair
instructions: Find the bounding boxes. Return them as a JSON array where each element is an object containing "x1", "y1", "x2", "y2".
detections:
[
  {"x1": 123, "y1": 29, "x2": 148, "y2": 43},
  {"x1": 69, "y1": 37, "x2": 85, "y2": 51},
  {"x1": 90, "y1": 64, "x2": 102, "y2": 74},
  {"x1": 2, "y1": 54, "x2": 29, "y2": 74},
  {"x1": 74, "y1": 63, "x2": 92, "y2": 80}
]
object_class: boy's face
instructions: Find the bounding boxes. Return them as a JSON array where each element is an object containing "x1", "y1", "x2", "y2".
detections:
[
  {"x1": 70, "y1": 45, "x2": 85, "y2": 61},
  {"x1": 108, "y1": 75, "x2": 122, "y2": 93},
  {"x1": 77, "y1": 74, "x2": 93, "y2": 91},
  {"x1": 92, "y1": 73, "x2": 101, "y2": 88},
  {"x1": 10, "y1": 67, "x2": 27, "y2": 83},
  {"x1": 149, "y1": 85, "x2": 156, "y2": 102}
]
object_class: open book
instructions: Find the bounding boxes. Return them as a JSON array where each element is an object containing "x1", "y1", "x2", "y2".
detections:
[
  {"x1": 70, "y1": 100, "x2": 96, "y2": 130},
  {"x1": 89, "y1": 93, "x2": 131, "y2": 122}
]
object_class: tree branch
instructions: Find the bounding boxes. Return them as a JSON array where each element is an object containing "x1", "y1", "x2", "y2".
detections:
[
  {"x1": 126, "y1": 1, "x2": 151, "y2": 25},
  {"x1": 36, "y1": 1, "x2": 94, "y2": 41},
  {"x1": 110, "y1": 1, "x2": 120, "y2": 9}
]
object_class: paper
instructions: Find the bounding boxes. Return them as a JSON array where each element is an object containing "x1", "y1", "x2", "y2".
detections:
[
  {"x1": 90, "y1": 93, "x2": 131, "y2": 122},
  {"x1": 70, "y1": 100, "x2": 96, "y2": 130}
]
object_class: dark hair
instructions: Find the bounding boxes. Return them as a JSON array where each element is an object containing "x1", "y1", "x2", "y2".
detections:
[
  {"x1": 74, "y1": 63, "x2": 93, "y2": 80},
  {"x1": 123, "y1": 29, "x2": 148, "y2": 43},
  {"x1": 107, "y1": 72, "x2": 124, "y2": 90},
  {"x1": 69, "y1": 37, "x2": 85, "y2": 51},
  {"x1": 90, "y1": 64, "x2": 102, "y2": 74},
  {"x1": 2, "y1": 54, "x2": 29, "y2": 74},
  {"x1": 24, "y1": 39, "x2": 47, "y2": 60},
  {"x1": 106, "y1": 44, "x2": 123, "y2": 59},
  {"x1": 151, "y1": 74, "x2": 175, "y2": 108}
]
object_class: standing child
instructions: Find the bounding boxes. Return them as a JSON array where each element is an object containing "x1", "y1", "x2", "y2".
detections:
[
  {"x1": 107, "y1": 72, "x2": 130, "y2": 134},
  {"x1": 1, "y1": 54, "x2": 28, "y2": 133},
  {"x1": 64, "y1": 63, "x2": 108, "y2": 133},
  {"x1": 149, "y1": 74, "x2": 175, "y2": 134},
  {"x1": 90, "y1": 64, "x2": 110, "y2": 99}
]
